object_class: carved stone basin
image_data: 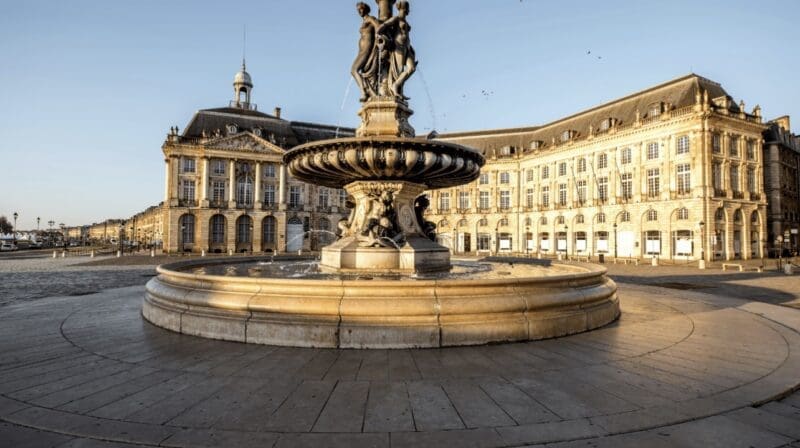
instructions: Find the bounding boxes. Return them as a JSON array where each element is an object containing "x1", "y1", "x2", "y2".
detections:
[{"x1": 283, "y1": 137, "x2": 485, "y2": 189}]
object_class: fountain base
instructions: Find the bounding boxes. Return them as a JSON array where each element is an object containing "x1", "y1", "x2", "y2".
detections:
[{"x1": 321, "y1": 236, "x2": 450, "y2": 274}]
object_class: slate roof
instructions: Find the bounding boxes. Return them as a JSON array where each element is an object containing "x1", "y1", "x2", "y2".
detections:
[
  {"x1": 181, "y1": 107, "x2": 353, "y2": 149},
  {"x1": 439, "y1": 74, "x2": 745, "y2": 157}
]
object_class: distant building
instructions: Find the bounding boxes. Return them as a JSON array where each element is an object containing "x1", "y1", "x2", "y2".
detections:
[
  {"x1": 428, "y1": 74, "x2": 768, "y2": 262},
  {"x1": 763, "y1": 116, "x2": 800, "y2": 252},
  {"x1": 159, "y1": 63, "x2": 354, "y2": 254}
]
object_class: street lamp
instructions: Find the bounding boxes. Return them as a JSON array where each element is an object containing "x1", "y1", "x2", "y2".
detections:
[
  {"x1": 48, "y1": 220, "x2": 55, "y2": 247},
  {"x1": 525, "y1": 225, "x2": 530, "y2": 256},
  {"x1": 12, "y1": 212, "x2": 18, "y2": 245},
  {"x1": 119, "y1": 221, "x2": 125, "y2": 256},
  {"x1": 564, "y1": 224, "x2": 569, "y2": 258},
  {"x1": 699, "y1": 221, "x2": 706, "y2": 269},
  {"x1": 180, "y1": 224, "x2": 186, "y2": 255},
  {"x1": 36, "y1": 217, "x2": 40, "y2": 231},
  {"x1": 613, "y1": 223, "x2": 618, "y2": 260}
]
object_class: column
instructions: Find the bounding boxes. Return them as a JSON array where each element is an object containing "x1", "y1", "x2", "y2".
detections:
[
  {"x1": 278, "y1": 165, "x2": 287, "y2": 210},
  {"x1": 200, "y1": 157, "x2": 209, "y2": 207},
  {"x1": 164, "y1": 159, "x2": 171, "y2": 203},
  {"x1": 228, "y1": 160, "x2": 236, "y2": 207},
  {"x1": 254, "y1": 162, "x2": 262, "y2": 210}
]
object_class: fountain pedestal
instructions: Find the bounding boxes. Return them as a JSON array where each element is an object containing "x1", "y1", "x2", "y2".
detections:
[
  {"x1": 321, "y1": 180, "x2": 450, "y2": 274},
  {"x1": 356, "y1": 99, "x2": 416, "y2": 138}
]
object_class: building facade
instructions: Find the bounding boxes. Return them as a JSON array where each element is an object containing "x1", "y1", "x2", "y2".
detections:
[
  {"x1": 426, "y1": 74, "x2": 768, "y2": 262},
  {"x1": 763, "y1": 116, "x2": 800, "y2": 253},
  {"x1": 160, "y1": 64, "x2": 354, "y2": 254}
]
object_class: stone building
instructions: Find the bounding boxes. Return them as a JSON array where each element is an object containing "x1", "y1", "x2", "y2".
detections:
[
  {"x1": 426, "y1": 74, "x2": 769, "y2": 262},
  {"x1": 160, "y1": 64, "x2": 354, "y2": 254},
  {"x1": 763, "y1": 116, "x2": 800, "y2": 253},
  {"x1": 125, "y1": 204, "x2": 164, "y2": 249}
]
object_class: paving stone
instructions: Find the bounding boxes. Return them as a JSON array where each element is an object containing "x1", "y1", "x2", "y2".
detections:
[
  {"x1": 726, "y1": 406, "x2": 800, "y2": 440},
  {"x1": 406, "y1": 380, "x2": 464, "y2": 431},
  {"x1": 441, "y1": 379, "x2": 516, "y2": 428},
  {"x1": 363, "y1": 381, "x2": 415, "y2": 433},
  {"x1": 261, "y1": 380, "x2": 337, "y2": 432},
  {"x1": 312, "y1": 381, "x2": 370, "y2": 433},
  {"x1": 390, "y1": 427, "x2": 504, "y2": 448},
  {"x1": 161, "y1": 428, "x2": 280, "y2": 448},
  {"x1": 0, "y1": 421, "x2": 74, "y2": 448},
  {"x1": 645, "y1": 414, "x2": 791, "y2": 448}
]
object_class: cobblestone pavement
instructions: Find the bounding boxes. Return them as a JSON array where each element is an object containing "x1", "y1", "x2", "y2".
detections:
[
  {"x1": 0, "y1": 257, "x2": 157, "y2": 307},
  {"x1": 0, "y1": 282, "x2": 799, "y2": 447}
]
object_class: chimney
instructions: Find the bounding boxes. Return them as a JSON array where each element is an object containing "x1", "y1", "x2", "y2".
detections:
[{"x1": 274, "y1": 107, "x2": 282, "y2": 119}]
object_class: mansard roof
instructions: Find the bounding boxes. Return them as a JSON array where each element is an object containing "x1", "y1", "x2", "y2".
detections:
[
  {"x1": 439, "y1": 74, "x2": 744, "y2": 156},
  {"x1": 181, "y1": 107, "x2": 353, "y2": 149}
]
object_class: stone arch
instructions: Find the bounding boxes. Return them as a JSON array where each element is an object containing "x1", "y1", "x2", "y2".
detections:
[{"x1": 208, "y1": 214, "x2": 226, "y2": 253}]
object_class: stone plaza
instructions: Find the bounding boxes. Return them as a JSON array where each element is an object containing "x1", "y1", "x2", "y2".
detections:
[{"x1": 1, "y1": 254, "x2": 800, "y2": 447}]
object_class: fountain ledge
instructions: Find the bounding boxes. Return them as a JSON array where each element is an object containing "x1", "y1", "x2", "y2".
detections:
[{"x1": 143, "y1": 257, "x2": 620, "y2": 349}]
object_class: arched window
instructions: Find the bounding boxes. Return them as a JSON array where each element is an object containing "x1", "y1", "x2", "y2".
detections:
[
  {"x1": 236, "y1": 215, "x2": 252, "y2": 243},
  {"x1": 596, "y1": 213, "x2": 606, "y2": 224},
  {"x1": 715, "y1": 208, "x2": 725, "y2": 222},
  {"x1": 620, "y1": 211, "x2": 631, "y2": 223},
  {"x1": 524, "y1": 217, "x2": 532, "y2": 226},
  {"x1": 556, "y1": 216, "x2": 565, "y2": 225},
  {"x1": 478, "y1": 218, "x2": 488, "y2": 227},
  {"x1": 438, "y1": 219, "x2": 450, "y2": 229},
  {"x1": 540, "y1": 217, "x2": 548, "y2": 225},
  {"x1": 734, "y1": 209, "x2": 743, "y2": 224},
  {"x1": 210, "y1": 215, "x2": 226, "y2": 244},
  {"x1": 458, "y1": 219, "x2": 468, "y2": 227},
  {"x1": 647, "y1": 210, "x2": 658, "y2": 222},
  {"x1": 677, "y1": 208, "x2": 689, "y2": 220},
  {"x1": 751, "y1": 211, "x2": 759, "y2": 225},
  {"x1": 499, "y1": 218, "x2": 509, "y2": 227},
  {"x1": 575, "y1": 214, "x2": 585, "y2": 224},
  {"x1": 263, "y1": 216, "x2": 276, "y2": 244},
  {"x1": 179, "y1": 214, "x2": 195, "y2": 244}
]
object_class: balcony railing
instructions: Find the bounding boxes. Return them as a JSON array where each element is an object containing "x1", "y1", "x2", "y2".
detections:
[
  {"x1": 178, "y1": 199, "x2": 197, "y2": 207},
  {"x1": 714, "y1": 189, "x2": 727, "y2": 198},
  {"x1": 287, "y1": 203, "x2": 304, "y2": 211},
  {"x1": 209, "y1": 200, "x2": 227, "y2": 209},
  {"x1": 732, "y1": 191, "x2": 745, "y2": 200},
  {"x1": 749, "y1": 192, "x2": 762, "y2": 201},
  {"x1": 262, "y1": 203, "x2": 278, "y2": 211}
]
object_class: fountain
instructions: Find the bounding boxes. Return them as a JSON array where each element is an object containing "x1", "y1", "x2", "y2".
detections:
[{"x1": 143, "y1": 0, "x2": 619, "y2": 348}]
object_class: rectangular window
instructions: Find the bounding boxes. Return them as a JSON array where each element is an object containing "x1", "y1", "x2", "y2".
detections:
[
  {"x1": 479, "y1": 173, "x2": 489, "y2": 185},
  {"x1": 458, "y1": 191, "x2": 470, "y2": 209},
  {"x1": 676, "y1": 135, "x2": 690, "y2": 155},
  {"x1": 676, "y1": 164, "x2": 691, "y2": 194},
  {"x1": 439, "y1": 192, "x2": 450, "y2": 211},
  {"x1": 182, "y1": 180, "x2": 195, "y2": 201},
  {"x1": 318, "y1": 188, "x2": 329, "y2": 208},
  {"x1": 712, "y1": 133, "x2": 722, "y2": 153},
  {"x1": 182, "y1": 158, "x2": 196, "y2": 173},
  {"x1": 525, "y1": 169, "x2": 534, "y2": 183},
  {"x1": 597, "y1": 177, "x2": 608, "y2": 201},
  {"x1": 647, "y1": 169, "x2": 660, "y2": 197},
  {"x1": 621, "y1": 173, "x2": 633, "y2": 200},
  {"x1": 647, "y1": 142, "x2": 659, "y2": 160},
  {"x1": 212, "y1": 181, "x2": 225, "y2": 202},
  {"x1": 264, "y1": 184, "x2": 275, "y2": 206},
  {"x1": 289, "y1": 186, "x2": 302, "y2": 208},
  {"x1": 263, "y1": 163, "x2": 276, "y2": 178},
  {"x1": 558, "y1": 184, "x2": 567, "y2": 206},
  {"x1": 621, "y1": 147, "x2": 632, "y2": 165},
  {"x1": 576, "y1": 180, "x2": 587, "y2": 204},
  {"x1": 541, "y1": 186, "x2": 550, "y2": 208},
  {"x1": 558, "y1": 163, "x2": 567, "y2": 177},
  {"x1": 339, "y1": 189, "x2": 347, "y2": 206},
  {"x1": 500, "y1": 190, "x2": 511, "y2": 210},
  {"x1": 477, "y1": 234, "x2": 491, "y2": 251},
  {"x1": 542, "y1": 166, "x2": 550, "y2": 179},
  {"x1": 597, "y1": 153, "x2": 608, "y2": 169},
  {"x1": 747, "y1": 168, "x2": 756, "y2": 193},
  {"x1": 746, "y1": 140, "x2": 756, "y2": 160},
  {"x1": 212, "y1": 160, "x2": 225, "y2": 175},
  {"x1": 729, "y1": 136, "x2": 739, "y2": 157},
  {"x1": 499, "y1": 172, "x2": 510, "y2": 184},
  {"x1": 713, "y1": 163, "x2": 723, "y2": 190},
  {"x1": 479, "y1": 191, "x2": 490, "y2": 209},
  {"x1": 577, "y1": 158, "x2": 586, "y2": 173},
  {"x1": 526, "y1": 188, "x2": 535, "y2": 208},
  {"x1": 730, "y1": 165, "x2": 740, "y2": 192}
]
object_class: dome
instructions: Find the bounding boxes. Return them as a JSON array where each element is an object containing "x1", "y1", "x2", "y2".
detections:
[{"x1": 234, "y1": 65, "x2": 253, "y2": 87}]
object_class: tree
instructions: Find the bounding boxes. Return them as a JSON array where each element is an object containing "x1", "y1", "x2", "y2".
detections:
[{"x1": 0, "y1": 216, "x2": 12, "y2": 234}]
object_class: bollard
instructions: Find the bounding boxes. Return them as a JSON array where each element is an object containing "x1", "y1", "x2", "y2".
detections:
[
  {"x1": 117, "y1": 250, "x2": 122, "y2": 258},
  {"x1": 90, "y1": 250, "x2": 95, "y2": 258},
  {"x1": 201, "y1": 250, "x2": 206, "y2": 257},
  {"x1": 298, "y1": 250, "x2": 302, "y2": 256},
  {"x1": 785, "y1": 263, "x2": 794, "y2": 275},
  {"x1": 61, "y1": 251, "x2": 66, "y2": 258},
  {"x1": 53, "y1": 251, "x2": 57, "y2": 258},
  {"x1": 150, "y1": 249, "x2": 155, "y2": 257},
  {"x1": 651, "y1": 256, "x2": 658, "y2": 267},
  {"x1": 228, "y1": 249, "x2": 233, "y2": 256},
  {"x1": 699, "y1": 260, "x2": 706, "y2": 270}
]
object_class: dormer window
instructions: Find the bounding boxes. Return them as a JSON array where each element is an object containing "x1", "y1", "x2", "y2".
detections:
[
  {"x1": 647, "y1": 103, "x2": 663, "y2": 118},
  {"x1": 560, "y1": 130, "x2": 576, "y2": 143},
  {"x1": 599, "y1": 118, "x2": 616, "y2": 131},
  {"x1": 529, "y1": 140, "x2": 544, "y2": 151},
  {"x1": 499, "y1": 146, "x2": 515, "y2": 157},
  {"x1": 226, "y1": 124, "x2": 238, "y2": 135},
  {"x1": 252, "y1": 128, "x2": 262, "y2": 137}
]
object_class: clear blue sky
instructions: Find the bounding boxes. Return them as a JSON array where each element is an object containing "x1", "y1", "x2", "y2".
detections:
[{"x1": 1, "y1": 0, "x2": 798, "y2": 229}]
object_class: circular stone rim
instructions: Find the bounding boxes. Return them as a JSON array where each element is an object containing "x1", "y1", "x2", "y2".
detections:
[
  {"x1": 143, "y1": 257, "x2": 620, "y2": 349},
  {"x1": 282, "y1": 136, "x2": 486, "y2": 189}
]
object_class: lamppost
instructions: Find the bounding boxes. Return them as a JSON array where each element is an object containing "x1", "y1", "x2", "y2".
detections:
[
  {"x1": 699, "y1": 221, "x2": 706, "y2": 269},
  {"x1": 613, "y1": 223, "x2": 618, "y2": 260},
  {"x1": 180, "y1": 224, "x2": 186, "y2": 255},
  {"x1": 36, "y1": 217, "x2": 40, "y2": 231},
  {"x1": 525, "y1": 225, "x2": 530, "y2": 256},
  {"x1": 564, "y1": 224, "x2": 569, "y2": 259},
  {"x1": 12, "y1": 212, "x2": 18, "y2": 245},
  {"x1": 48, "y1": 220, "x2": 55, "y2": 247},
  {"x1": 119, "y1": 221, "x2": 125, "y2": 256}
]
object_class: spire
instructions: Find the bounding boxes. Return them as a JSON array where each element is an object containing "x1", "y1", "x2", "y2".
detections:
[{"x1": 231, "y1": 25, "x2": 255, "y2": 110}]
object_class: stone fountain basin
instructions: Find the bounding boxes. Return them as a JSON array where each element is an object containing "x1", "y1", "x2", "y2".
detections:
[
  {"x1": 143, "y1": 258, "x2": 619, "y2": 349},
  {"x1": 283, "y1": 137, "x2": 485, "y2": 189}
]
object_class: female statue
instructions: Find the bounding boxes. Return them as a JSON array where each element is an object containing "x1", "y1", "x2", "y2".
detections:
[
  {"x1": 378, "y1": 1, "x2": 416, "y2": 100},
  {"x1": 352, "y1": 2, "x2": 381, "y2": 101}
]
